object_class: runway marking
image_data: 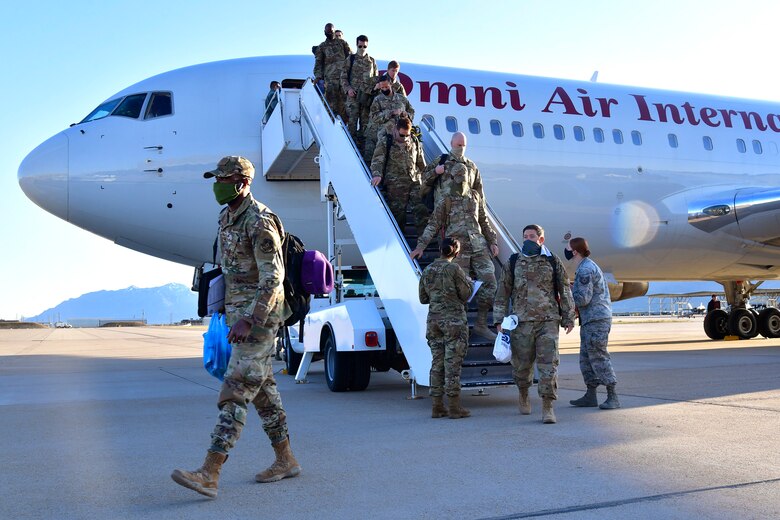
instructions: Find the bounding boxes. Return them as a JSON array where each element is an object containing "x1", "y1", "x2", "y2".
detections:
[
  {"x1": 476, "y1": 476, "x2": 780, "y2": 519},
  {"x1": 158, "y1": 368, "x2": 220, "y2": 392}
]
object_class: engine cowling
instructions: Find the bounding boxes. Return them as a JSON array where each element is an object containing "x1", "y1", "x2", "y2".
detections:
[{"x1": 608, "y1": 282, "x2": 649, "y2": 302}]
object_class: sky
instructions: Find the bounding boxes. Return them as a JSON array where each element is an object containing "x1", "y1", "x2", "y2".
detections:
[{"x1": 2, "y1": 0, "x2": 779, "y2": 320}]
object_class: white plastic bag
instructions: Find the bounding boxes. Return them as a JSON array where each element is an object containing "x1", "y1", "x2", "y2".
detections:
[{"x1": 492, "y1": 315, "x2": 518, "y2": 363}]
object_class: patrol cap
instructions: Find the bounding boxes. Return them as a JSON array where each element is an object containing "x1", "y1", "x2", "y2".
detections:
[{"x1": 203, "y1": 156, "x2": 255, "y2": 179}]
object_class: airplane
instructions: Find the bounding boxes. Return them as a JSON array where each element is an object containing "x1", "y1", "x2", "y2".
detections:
[{"x1": 17, "y1": 54, "x2": 780, "y2": 345}]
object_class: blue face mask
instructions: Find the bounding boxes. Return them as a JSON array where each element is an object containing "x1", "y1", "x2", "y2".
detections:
[
  {"x1": 564, "y1": 248, "x2": 574, "y2": 261},
  {"x1": 521, "y1": 240, "x2": 541, "y2": 257}
]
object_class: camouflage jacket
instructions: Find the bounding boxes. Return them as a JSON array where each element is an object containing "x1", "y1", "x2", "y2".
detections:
[
  {"x1": 572, "y1": 257, "x2": 612, "y2": 325},
  {"x1": 218, "y1": 195, "x2": 290, "y2": 327},
  {"x1": 314, "y1": 38, "x2": 351, "y2": 79},
  {"x1": 370, "y1": 131, "x2": 426, "y2": 181},
  {"x1": 390, "y1": 75, "x2": 407, "y2": 95},
  {"x1": 367, "y1": 91, "x2": 414, "y2": 132},
  {"x1": 419, "y1": 258, "x2": 473, "y2": 320},
  {"x1": 341, "y1": 53, "x2": 378, "y2": 96},
  {"x1": 494, "y1": 250, "x2": 575, "y2": 326},
  {"x1": 421, "y1": 152, "x2": 486, "y2": 205},
  {"x1": 416, "y1": 192, "x2": 497, "y2": 252}
]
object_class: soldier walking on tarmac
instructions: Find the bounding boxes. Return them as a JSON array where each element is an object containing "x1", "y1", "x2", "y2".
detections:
[
  {"x1": 171, "y1": 156, "x2": 301, "y2": 498},
  {"x1": 565, "y1": 237, "x2": 620, "y2": 410},
  {"x1": 419, "y1": 237, "x2": 474, "y2": 419},
  {"x1": 494, "y1": 224, "x2": 575, "y2": 424}
]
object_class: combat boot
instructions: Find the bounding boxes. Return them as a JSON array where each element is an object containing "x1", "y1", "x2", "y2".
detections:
[
  {"x1": 255, "y1": 437, "x2": 302, "y2": 483},
  {"x1": 542, "y1": 398, "x2": 557, "y2": 424},
  {"x1": 570, "y1": 384, "x2": 598, "y2": 407},
  {"x1": 171, "y1": 450, "x2": 227, "y2": 499},
  {"x1": 473, "y1": 309, "x2": 497, "y2": 341},
  {"x1": 518, "y1": 387, "x2": 531, "y2": 415},
  {"x1": 448, "y1": 394, "x2": 471, "y2": 419},
  {"x1": 599, "y1": 385, "x2": 621, "y2": 410},
  {"x1": 431, "y1": 396, "x2": 449, "y2": 418}
]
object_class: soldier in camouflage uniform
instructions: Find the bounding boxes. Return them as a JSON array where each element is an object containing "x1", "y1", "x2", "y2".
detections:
[
  {"x1": 172, "y1": 156, "x2": 301, "y2": 499},
  {"x1": 372, "y1": 60, "x2": 407, "y2": 96},
  {"x1": 566, "y1": 237, "x2": 620, "y2": 410},
  {"x1": 419, "y1": 237, "x2": 474, "y2": 419},
  {"x1": 421, "y1": 132, "x2": 486, "y2": 209},
  {"x1": 341, "y1": 35, "x2": 377, "y2": 150},
  {"x1": 363, "y1": 74, "x2": 415, "y2": 163},
  {"x1": 369, "y1": 117, "x2": 428, "y2": 235},
  {"x1": 411, "y1": 180, "x2": 499, "y2": 341},
  {"x1": 494, "y1": 224, "x2": 575, "y2": 424},
  {"x1": 314, "y1": 23, "x2": 351, "y2": 121}
]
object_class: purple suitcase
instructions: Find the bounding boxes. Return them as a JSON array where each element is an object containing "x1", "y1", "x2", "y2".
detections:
[{"x1": 301, "y1": 250, "x2": 334, "y2": 294}]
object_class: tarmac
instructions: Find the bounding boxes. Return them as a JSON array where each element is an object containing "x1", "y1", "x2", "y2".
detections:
[{"x1": 0, "y1": 318, "x2": 778, "y2": 519}]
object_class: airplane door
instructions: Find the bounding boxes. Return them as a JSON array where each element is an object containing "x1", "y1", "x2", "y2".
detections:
[{"x1": 140, "y1": 92, "x2": 177, "y2": 178}]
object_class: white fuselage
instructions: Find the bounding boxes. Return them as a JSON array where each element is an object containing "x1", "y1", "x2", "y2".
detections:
[{"x1": 18, "y1": 55, "x2": 780, "y2": 282}]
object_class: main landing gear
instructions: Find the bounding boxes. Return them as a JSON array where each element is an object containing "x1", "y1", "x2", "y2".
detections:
[{"x1": 704, "y1": 280, "x2": 780, "y2": 340}]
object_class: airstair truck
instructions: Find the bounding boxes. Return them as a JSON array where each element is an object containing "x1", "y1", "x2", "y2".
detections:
[{"x1": 260, "y1": 79, "x2": 520, "y2": 393}]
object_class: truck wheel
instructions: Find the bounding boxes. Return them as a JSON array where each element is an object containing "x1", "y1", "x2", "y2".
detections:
[
  {"x1": 283, "y1": 327, "x2": 302, "y2": 376},
  {"x1": 350, "y1": 353, "x2": 371, "y2": 391},
  {"x1": 324, "y1": 333, "x2": 350, "y2": 392}
]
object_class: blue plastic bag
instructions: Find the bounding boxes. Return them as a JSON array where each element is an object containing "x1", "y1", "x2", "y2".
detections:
[{"x1": 203, "y1": 313, "x2": 232, "y2": 380}]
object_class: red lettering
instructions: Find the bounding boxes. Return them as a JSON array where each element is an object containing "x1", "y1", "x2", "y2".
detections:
[
  {"x1": 767, "y1": 114, "x2": 780, "y2": 132},
  {"x1": 681, "y1": 102, "x2": 700, "y2": 126},
  {"x1": 631, "y1": 94, "x2": 655, "y2": 121},
  {"x1": 542, "y1": 87, "x2": 581, "y2": 115},
  {"x1": 739, "y1": 111, "x2": 768, "y2": 131},
  {"x1": 597, "y1": 97, "x2": 618, "y2": 118},
  {"x1": 700, "y1": 107, "x2": 720, "y2": 127},
  {"x1": 653, "y1": 103, "x2": 685, "y2": 124},
  {"x1": 473, "y1": 86, "x2": 507, "y2": 109},
  {"x1": 505, "y1": 82, "x2": 526, "y2": 111},
  {"x1": 417, "y1": 81, "x2": 471, "y2": 106},
  {"x1": 718, "y1": 109, "x2": 738, "y2": 128}
]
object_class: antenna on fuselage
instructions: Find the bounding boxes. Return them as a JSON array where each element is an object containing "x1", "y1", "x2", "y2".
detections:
[{"x1": 590, "y1": 71, "x2": 599, "y2": 82}]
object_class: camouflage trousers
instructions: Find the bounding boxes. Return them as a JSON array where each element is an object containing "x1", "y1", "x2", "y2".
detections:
[
  {"x1": 453, "y1": 243, "x2": 496, "y2": 314},
  {"x1": 426, "y1": 316, "x2": 469, "y2": 397},
  {"x1": 383, "y1": 175, "x2": 429, "y2": 235},
  {"x1": 363, "y1": 126, "x2": 379, "y2": 164},
  {"x1": 345, "y1": 95, "x2": 371, "y2": 146},
  {"x1": 579, "y1": 318, "x2": 617, "y2": 387},
  {"x1": 325, "y1": 77, "x2": 346, "y2": 122},
  {"x1": 510, "y1": 320, "x2": 560, "y2": 399},
  {"x1": 209, "y1": 320, "x2": 288, "y2": 454}
]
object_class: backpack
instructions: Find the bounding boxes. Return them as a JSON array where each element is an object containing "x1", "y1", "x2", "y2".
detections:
[
  {"x1": 421, "y1": 154, "x2": 449, "y2": 211},
  {"x1": 281, "y1": 232, "x2": 334, "y2": 327}
]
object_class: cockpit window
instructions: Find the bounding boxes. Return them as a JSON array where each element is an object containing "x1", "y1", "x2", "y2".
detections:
[
  {"x1": 144, "y1": 92, "x2": 173, "y2": 119},
  {"x1": 80, "y1": 98, "x2": 122, "y2": 123},
  {"x1": 112, "y1": 94, "x2": 147, "y2": 119}
]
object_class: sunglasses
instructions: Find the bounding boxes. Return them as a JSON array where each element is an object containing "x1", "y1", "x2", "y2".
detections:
[{"x1": 358, "y1": 44, "x2": 367, "y2": 48}]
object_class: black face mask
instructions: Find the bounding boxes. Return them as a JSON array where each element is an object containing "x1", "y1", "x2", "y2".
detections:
[
  {"x1": 325, "y1": 31, "x2": 334, "y2": 39},
  {"x1": 381, "y1": 89, "x2": 391, "y2": 96},
  {"x1": 521, "y1": 240, "x2": 541, "y2": 257},
  {"x1": 564, "y1": 249, "x2": 574, "y2": 261}
]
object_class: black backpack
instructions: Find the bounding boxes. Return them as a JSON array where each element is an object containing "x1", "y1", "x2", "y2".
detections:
[{"x1": 281, "y1": 232, "x2": 312, "y2": 327}]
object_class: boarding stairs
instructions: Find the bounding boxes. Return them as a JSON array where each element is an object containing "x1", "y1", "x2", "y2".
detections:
[{"x1": 260, "y1": 79, "x2": 518, "y2": 388}]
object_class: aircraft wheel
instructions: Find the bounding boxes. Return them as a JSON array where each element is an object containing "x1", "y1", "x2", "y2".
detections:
[
  {"x1": 728, "y1": 308, "x2": 758, "y2": 339},
  {"x1": 349, "y1": 353, "x2": 371, "y2": 391},
  {"x1": 704, "y1": 309, "x2": 729, "y2": 340},
  {"x1": 757, "y1": 308, "x2": 780, "y2": 338},
  {"x1": 283, "y1": 327, "x2": 302, "y2": 376},
  {"x1": 324, "y1": 333, "x2": 350, "y2": 392}
]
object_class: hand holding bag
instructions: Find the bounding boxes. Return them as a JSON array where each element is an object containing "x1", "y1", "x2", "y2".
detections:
[
  {"x1": 203, "y1": 313, "x2": 232, "y2": 380},
  {"x1": 492, "y1": 315, "x2": 518, "y2": 363}
]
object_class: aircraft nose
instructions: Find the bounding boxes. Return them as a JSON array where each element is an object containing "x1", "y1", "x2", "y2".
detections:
[{"x1": 18, "y1": 132, "x2": 69, "y2": 221}]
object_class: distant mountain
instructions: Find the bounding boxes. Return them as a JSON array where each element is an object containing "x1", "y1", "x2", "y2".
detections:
[{"x1": 25, "y1": 283, "x2": 199, "y2": 325}]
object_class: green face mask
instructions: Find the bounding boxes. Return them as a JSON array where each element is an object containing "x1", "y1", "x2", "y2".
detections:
[{"x1": 213, "y1": 182, "x2": 242, "y2": 205}]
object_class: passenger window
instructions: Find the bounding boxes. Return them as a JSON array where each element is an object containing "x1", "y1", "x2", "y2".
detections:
[
  {"x1": 668, "y1": 133, "x2": 678, "y2": 148},
  {"x1": 573, "y1": 126, "x2": 585, "y2": 142},
  {"x1": 81, "y1": 98, "x2": 122, "y2": 123},
  {"x1": 631, "y1": 131, "x2": 642, "y2": 146},
  {"x1": 593, "y1": 128, "x2": 604, "y2": 143},
  {"x1": 753, "y1": 140, "x2": 763, "y2": 154},
  {"x1": 112, "y1": 93, "x2": 147, "y2": 119},
  {"x1": 533, "y1": 123, "x2": 544, "y2": 139},
  {"x1": 553, "y1": 125, "x2": 564, "y2": 140},
  {"x1": 736, "y1": 139, "x2": 746, "y2": 153},
  {"x1": 445, "y1": 116, "x2": 458, "y2": 132},
  {"x1": 612, "y1": 129, "x2": 623, "y2": 144},
  {"x1": 468, "y1": 118, "x2": 480, "y2": 134},
  {"x1": 511, "y1": 121, "x2": 523, "y2": 137},
  {"x1": 703, "y1": 136, "x2": 713, "y2": 151},
  {"x1": 144, "y1": 92, "x2": 173, "y2": 120},
  {"x1": 421, "y1": 114, "x2": 435, "y2": 129},
  {"x1": 490, "y1": 119, "x2": 502, "y2": 136}
]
